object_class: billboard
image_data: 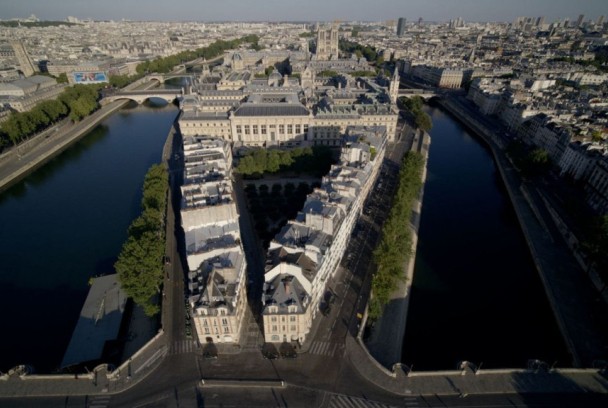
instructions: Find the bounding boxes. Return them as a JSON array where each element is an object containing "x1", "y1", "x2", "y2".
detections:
[{"x1": 72, "y1": 71, "x2": 108, "y2": 84}]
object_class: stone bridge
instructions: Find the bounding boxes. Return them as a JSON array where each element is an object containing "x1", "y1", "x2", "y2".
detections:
[
  {"x1": 102, "y1": 89, "x2": 184, "y2": 105},
  {"x1": 398, "y1": 88, "x2": 439, "y2": 100}
]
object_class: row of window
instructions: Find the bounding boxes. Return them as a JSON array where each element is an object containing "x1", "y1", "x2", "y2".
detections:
[
  {"x1": 202, "y1": 317, "x2": 230, "y2": 326},
  {"x1": 270, "y1": 316, "x2": 297, "y2": 322},
  {"x1": 203, "y1": 326, "x2": 230, "y2": 334},
  {"x1": 270, "y1": 325, "x2": 297, "y2": 332},
  {"x1": 236, "y1": 124, "x2": 308, "y2": 135}
]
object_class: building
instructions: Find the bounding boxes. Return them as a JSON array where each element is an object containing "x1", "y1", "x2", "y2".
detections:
[
  {"x1": 179, "y1": 71, "x2": 399, "y2": 146},
  {"x1": 586, "y1": 156, "x2": 608, "y2": 215},
  {"x1": 181, "y1": 136, "x2": 249, "y2": 345},
  {"x1": 316, "y1": 26, "x2": 339, "y2": 61},
  {"x1": 10, "y1": 41, "x2": 36, "y2": 77},
  {"x1": 261, "y1": 126, "x2": 387, "y2": 344},
  {"x1": 397, "y1": 18, "x2": 407, "y2": 37},
  {"x1": 0, "y1": 75, "x2": 67, "y2": 112}
]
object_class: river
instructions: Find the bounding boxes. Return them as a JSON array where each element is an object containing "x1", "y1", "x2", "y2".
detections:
[
  {"x1": 0, "y1": 101, "x2": 178, "y2": 373},
  {"x1": 401, "y1": 105, "x2": 570, "y2": 370}
]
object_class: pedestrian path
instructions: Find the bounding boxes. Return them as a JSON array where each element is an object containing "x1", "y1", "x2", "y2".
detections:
[
  {"x1": 87, "y1": 395, "x2": 111, "y2": 408},
  {"x1": 328, "y1": 394, "x2": 412, "y2": 408},
  {"x1": 308, "y1": 341, "x2": 339, "y2": 357},
  {"x1": 170, "y1": 339, "x2": 198, "y2": 354}
]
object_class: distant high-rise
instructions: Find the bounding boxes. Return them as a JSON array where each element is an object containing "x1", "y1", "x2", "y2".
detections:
[
  {"x1": 397, "y1": 17, "x2": 406, "y2": 37},
  {"x1": 576, "y1": 14, "x2": 585, "y2": 27},
  {"x1": 597, "y1": 15, "x2": 605, "y2": 26},
  {"x1": 535, "y1": 16, "x2": 545, "y2": 27},
  {"x1": 10, "y1": 40, "x2": 35, "y2": 77},
  {"x1": 316, "y1": 25, "x2": 339, "y2": 60}
]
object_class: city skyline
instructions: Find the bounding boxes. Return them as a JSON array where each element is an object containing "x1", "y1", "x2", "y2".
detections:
[{"x1": 0, "y1": 0, "x2": 606, "y2": 23}]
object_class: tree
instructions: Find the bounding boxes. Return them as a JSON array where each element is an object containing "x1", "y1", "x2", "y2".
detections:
[{"x1": 115, "y1": 164, "x2": 168, "y2": 316}]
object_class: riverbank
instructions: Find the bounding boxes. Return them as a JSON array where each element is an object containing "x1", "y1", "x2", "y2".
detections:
[
  {"x1": 0, "y1": 78, "x2": 157, "y2": 194},
  {"x1": 436, "y1": 96, "x2": 608, "y2": 368},
  {"x1": 364, "y1": 128, "x2": 431, "y2": 368}
]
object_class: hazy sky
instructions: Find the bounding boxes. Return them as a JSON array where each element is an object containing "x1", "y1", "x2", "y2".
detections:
[{"x1": 0, "y1": 0, "x2": 605, "y2": 23}]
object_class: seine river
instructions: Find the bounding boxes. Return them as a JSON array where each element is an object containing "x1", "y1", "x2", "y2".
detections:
[
  {"x1": 401, "y1": 105, "x2": 570, "y2": 370},
  {"x1": 0, "y1": 98, "x2": 569, "y2": 373},
  {"x1": 0, "y1": 101, "x2": 178, "y2": 372}
]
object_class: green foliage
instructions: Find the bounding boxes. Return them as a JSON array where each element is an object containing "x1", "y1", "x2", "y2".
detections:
[
  {"x1": 369, "y1": 152, "x2": 425, "y2": 320},
  {"x1": 0, "y1": 84, "x2": 101, "y2": 146},
  {"x1": 115, "y1": 164, "x2": 168, "y2": 316},
  {"x1": 108, "y1": 73, "x2": 144, "y2": 88},
  {"x1": 136, "y1": 35, "x2": 260, "y2": 75},
  {"x1": 591, "y1": 130, "x2": 604, "y2": 143},
  {"x1": 351, "y1": 70, "x2": 376, "y2": 77},
  {"x1": 318, "y1": 70, "x2": 339, "y2": 78},
  {"x1": 299, "y1": 32, "x2": 314, "y2": 38},
  {"x1": 400, "y1": 96, "x2": 433, "y2": 131},
  {"x1": 56, "y1": 73, "x2": 69, "y2": 84},
  {"x1": 0, "y1": 21, "x2": 79, "y2": 28},
  {"x1": 236, "y1": 146, "x2": 334, "y2": 177},
  {"x1": 339, "y1": 39, "x2": 379, "y2": 62}
]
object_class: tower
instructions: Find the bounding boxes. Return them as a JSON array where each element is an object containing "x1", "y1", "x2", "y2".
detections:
[
  {"x1": 397, "y1": 17, "x2": 406, "y2": 37},
  {"x1": 389, "y1": 69, "x2": 399, "y2": 104},
  {"x1": 10, "y1": 40, "x2": 35, "y2": 77},
  {"x1": 316, "y1": 24, "x2": 339, "y2": 60}
]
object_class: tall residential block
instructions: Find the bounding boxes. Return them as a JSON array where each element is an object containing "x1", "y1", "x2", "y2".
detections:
[{"x1": 397, "y1": 17, "x2": 406, "y2": 37}]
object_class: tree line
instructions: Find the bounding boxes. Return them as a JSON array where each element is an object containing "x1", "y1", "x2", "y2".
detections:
[
  {"x1": 114, "y1": 164, "x2": 168, "y2": 316},
  {"x1": 369, "y1": 152, "x2": 425, "y2": 320},
  {"x1": 135, "y1": 35, "x2": 260, "y2": 75},
  {"x1": 399, "y1": 95, "x2": 433, "y2": 131},
  {"x1": 0, "y1": 83, "x2": 102, "y2": 148},
  {"x1": 236, "y1": 146, "x2": 334, "y2": 177}
]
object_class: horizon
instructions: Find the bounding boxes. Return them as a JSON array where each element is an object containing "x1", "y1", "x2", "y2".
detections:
[{"x1": 0, "y1": 0, "x2": 605, "y2": 24}]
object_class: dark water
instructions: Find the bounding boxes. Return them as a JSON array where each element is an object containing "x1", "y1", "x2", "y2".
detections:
[
  {"x1": 0, "y1": 102, "x2": 177, "y2": 373},
  {"x1": 401, "y1": 106, "x2": 570, "y2": 370}
]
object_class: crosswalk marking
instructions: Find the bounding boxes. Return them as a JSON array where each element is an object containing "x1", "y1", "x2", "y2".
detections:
[
  {"x1": 88, "y1": 395, "x2": 111, "y2": 408},
  {"x1": 328, "y1": 394, "x2": 406, "y2": 408},
  {"x1": 170, "y1": 339, "x2": 198, "y2": 354},
  {"x1": 308, "y1": 341, "x2": 338, "y2": 357}
]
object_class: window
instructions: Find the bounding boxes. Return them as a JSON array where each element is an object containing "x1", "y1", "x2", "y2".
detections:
[
  {"x1": 271, "y1": 316, "x2": 277, "y2": 322},
  {"x1": 290, "y1": 325, "x2": 296, "y2": 332},
  {"x1": 272, "y1": 325, "x2": 278, "y2": 332},
  {"x1": 245, "y1": 125, "x2": 250, "y2": 135},
  {"x1": 279, "y1": 125, "x2": 285, "y2": 134},
  {"x1": 204, "y1": 327, "x2": 210, "y2": 334},
  {"x1": 295, "y1": 125, "x2": 301, "y2": 134},
  {"x1": 223, "y1": 326, "x2": 230, "y2": 333},
  {"x1": 236, "y1": 125, "x2": 242, "y2": 134},
  {"x1": 303, "y1": 124, "x2": 308, "y2": 133},
  {"x1": 289, "y1": 316, "x2": 296, "y2": 322},
  {"x1": 287, "y1": 125, "x2": 293, "y2": 134},
  {"x1": 253, "y1": 125, "x2": 258, "y2": 135},
  {"x1": 261, "y1": 125, "x2": 267, "y2": 134},
  {"x1": 221, "y1": 318, "x2": 228, "y2": 325},
  {"x1": 281, "y1": 317, "x2": 285, "y2": 322},
  {"x1": 203, "y1": 319, "x2": 208, "y2": 326}
]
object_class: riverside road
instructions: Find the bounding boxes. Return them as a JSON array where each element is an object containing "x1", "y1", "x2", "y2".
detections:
[{"x1": 2, "y1": 100, "x2": 608, "y2": 408}]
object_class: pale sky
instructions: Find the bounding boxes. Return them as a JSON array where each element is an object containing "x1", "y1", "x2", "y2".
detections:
[{"x1": 0, "y1": 0, "x2": 605, "y2": 23}]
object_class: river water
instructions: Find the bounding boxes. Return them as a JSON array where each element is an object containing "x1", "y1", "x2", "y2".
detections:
[
  {"x1": 0, "y1": 97, "x2": 569, "y2": 373},
  {"x1": 0, "y1": 102, "x2": 177, "y2": 373},
  {"x1": 401, "y1": 105, "x2": 570, "y2": 370}
]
